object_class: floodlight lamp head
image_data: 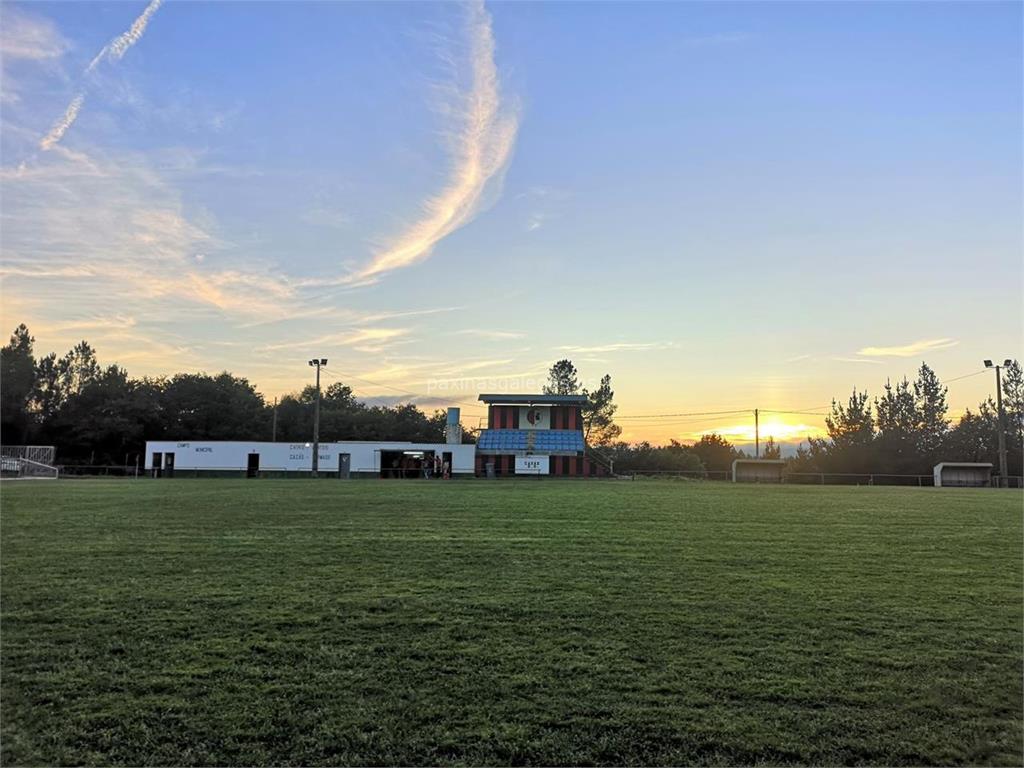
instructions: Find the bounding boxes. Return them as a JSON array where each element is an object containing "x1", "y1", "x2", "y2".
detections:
[
  {"x1": 321, "y1": 358, "x2": 327, "y2": 366},
  {"x1": 1004, "y1": 359, "x2": 1013, "y2": 367},
  {"x1": 984, "y1": 360, "x2": 993, "y2": 368}
]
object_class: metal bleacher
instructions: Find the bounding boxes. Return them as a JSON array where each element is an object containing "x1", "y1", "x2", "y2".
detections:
[
  {"x1": 533, "y1": 430, "x2": 585, "y2": 453},
  {"x1": 477, "y1": 429, "x2": 584, "y2": 454},
  {"x1": 477, "y1": 429, "x2": 528, "y2": 451}
]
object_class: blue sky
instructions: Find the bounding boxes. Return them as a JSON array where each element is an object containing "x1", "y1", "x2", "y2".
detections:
[{"x1": 1, "y1": 0, "x2": 1021, "y2": 442}]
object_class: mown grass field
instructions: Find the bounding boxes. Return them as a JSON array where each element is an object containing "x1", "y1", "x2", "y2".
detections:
[{"x1": 1, "y1": 479, "x2": 1021, "y2": 766}]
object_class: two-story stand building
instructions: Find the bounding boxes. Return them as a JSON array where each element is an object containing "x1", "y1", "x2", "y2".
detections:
[{"x1": 474, "y1": 393, "x2": 607, "y2": 477}]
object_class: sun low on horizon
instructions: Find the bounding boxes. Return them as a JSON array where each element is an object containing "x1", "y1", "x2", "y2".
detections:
[{"x1": 1, "y1": 0, "x2": 1020, "y2": 446}]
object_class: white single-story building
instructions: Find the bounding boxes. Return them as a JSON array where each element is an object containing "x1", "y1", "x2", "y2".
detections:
[
  {"x1": 144, "y1": 440, "x2": 476, "y2": 478},
  {"x1": 732, "y1": 458, "x2": 786, "y2": 483},
  {"x1": 933, "y1": 462, "x2": 993, "y2": 488}
]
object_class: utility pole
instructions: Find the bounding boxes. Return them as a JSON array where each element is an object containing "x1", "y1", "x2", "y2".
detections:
[
  {"x1": 754, "y1": 409, "x2": 760, "y2": 459},
  {"x1": 984, "y1": 359, "x2": 1011, "y2": 488},
  {"x1": 272, "y1": 397, "x2": 278, "y2": 442},
  {"x1": 308, "y1": 358, "x2": 327, "y2": 477}
]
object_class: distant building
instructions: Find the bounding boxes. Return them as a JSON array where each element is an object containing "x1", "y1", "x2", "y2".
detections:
[
  {"x1": 732, "y1": 458, "x2": 786, "y2": 483},
  {"x1": 145, "y1": 397, "x2": 612, "y2": 479},
  {"x1": 144, "y1": 440, "x2": 476, "y2": 479},
  {"x1": 474, "y1": 393, "x2": 607, "y2": 477},
  {"x1": 933, "y1": 462, "x2": 993, "y2": 488}
]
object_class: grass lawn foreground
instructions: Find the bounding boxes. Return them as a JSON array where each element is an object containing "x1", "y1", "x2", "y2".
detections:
[{"x1": 2, "y1": 479, "x2": 1021, "y2": 765}]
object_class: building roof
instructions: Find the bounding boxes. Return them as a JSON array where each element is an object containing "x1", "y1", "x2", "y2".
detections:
[{"x1": 478, "y1": 393, "x2": 588, "y2": 406}]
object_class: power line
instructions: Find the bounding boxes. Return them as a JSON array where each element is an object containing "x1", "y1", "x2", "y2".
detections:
[
  {"x1": 617, "y1": 409, "x2": 751, "y2": 420},
  {"x1": 761, "y1": 409, "x2": 831, "y2": 417},
  {"x1": 945, "y1": 369, "x2": 987, "y2": 385},
  {"x1": 619, "y1": 407, "x2": 833, "y2": 420},
  {"x1": 620, "y1": 415, "x2": 747, "y2": 428}
]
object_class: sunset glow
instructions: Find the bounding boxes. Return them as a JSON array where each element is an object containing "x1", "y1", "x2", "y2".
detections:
[
  {"x1": 697, "y1": 420, "x2": 828, "y2": 446},
  {"x1": 1, "y1": 1, "x2": 1020, "y2": 445}
]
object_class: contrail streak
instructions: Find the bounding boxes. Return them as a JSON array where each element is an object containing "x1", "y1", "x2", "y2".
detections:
[
  {"x1": 347, "y1": 0, "x2": 518, "y2": 283},
  {"x1": 40, "y1": 0, "x2": 164, "y2": 150},
  {"x1": 86, "y1": 0, "x2": 164, "y2": 73},
  {"x1": 39, "y1": 93, "x2": 85, "y2": 150}
]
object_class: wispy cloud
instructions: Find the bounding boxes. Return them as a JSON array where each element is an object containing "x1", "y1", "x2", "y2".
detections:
[
  {"x1": 43, "y1": 315, "x2": 138, "y2": 333},
  {"x1": 832, "y1": 356, "x2": 884, "y2": 365},
  {"x1": 0, "y1": 7, "x2": 68, "y2": 61},
  {"x1": 0, "y1": 6, "x2": 69, "y2": 108},
  {"x1": 362, "y1": 306, "x2": 462, "y2": 323},
  {"x1": 345, "y1": 0, "x2": 518, "y2": 284},
  {"x1": 454, "y1": 329, "x2": 525, "y2": 340},
  {"x1": 0, "y1": 145, "x2": 305, "y2": 324},
  {"x1": 39, "y1": 0, "x2": 164, "y2": 151},
  {"x1": 555, "y1": 341, "x2": 674, "y2": 354},
  {"x1": 257, "y1": 328, "x2": 410, "y2": 354},
  {"x1": 857, "y1": 338, "x2": 959, "y2": 358}
]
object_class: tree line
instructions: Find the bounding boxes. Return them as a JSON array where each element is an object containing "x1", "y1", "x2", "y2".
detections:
[
  {"x1": 788, "y1": 361, "x2": 1024, "y2": 477},
  {"x1": 3, "y1": 325, "x2": 1020, "y2": 477},
  {"x1": 545, "y1": 358, "x2": 1023, "y2": 478},
  {"x1": 0, "y1": 325, "x2": 460, "y2": 465}
]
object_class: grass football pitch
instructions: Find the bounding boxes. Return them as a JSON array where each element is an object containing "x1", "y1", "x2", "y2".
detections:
[{"x1": 2, "y1": 479, "x2": 1021, "y2": 766}]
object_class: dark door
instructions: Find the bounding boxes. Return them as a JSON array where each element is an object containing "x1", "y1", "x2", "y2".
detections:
[
  {"x1": 442, "y1": 451, "x2": 453, "y2": 478},
  {"x1": 152, "y1": 452, "x2": 163, "y2": 478},
  {"x1": 338, "y1": 453, "x2": 350, "y2": 479},
  {"x1": 247, "y1": 453, "x2": 260, "y2": 478},
  {"x1": 163, "y1": 452, "x2": 175, "y2": 478}
]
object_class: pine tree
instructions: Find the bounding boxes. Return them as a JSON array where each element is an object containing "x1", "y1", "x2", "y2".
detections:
[
  {"x1": 823, "y1": 389, "x2": 875, "y2": 473},
  {"x1": 543, "y1": 359, "x2": 580, "y2": 395},
  {"x1": 1, "y1": 325, "x2": 37, "y2": 444},
  {"x1": 876, "y1": 378, "x2": 917, "y2": 473},
  {"x1": 583, "y1": 374, "x2": 622, "y2": 446},
  {"x1": 913, "y1": 362, "x2": 948, "y2": 468}
]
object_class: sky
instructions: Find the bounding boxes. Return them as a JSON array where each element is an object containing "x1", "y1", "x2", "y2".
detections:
[{"x1": 1, "y1": 0, "x2": 1021, "y2": 446}]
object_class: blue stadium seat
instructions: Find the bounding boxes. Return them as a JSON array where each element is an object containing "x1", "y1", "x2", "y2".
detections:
[{"x1": 478, "y1": 429, "x2": 583, "y2": 453}]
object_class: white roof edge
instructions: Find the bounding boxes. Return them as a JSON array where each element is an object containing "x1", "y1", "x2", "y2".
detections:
[{"x1": 143, "y1": 439, "x2": 472, "y2": 448}]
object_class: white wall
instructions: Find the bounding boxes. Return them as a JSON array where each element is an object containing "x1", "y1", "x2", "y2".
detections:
[{"x1": 144, "y1": 441, "x2": 476, "y2": 474}]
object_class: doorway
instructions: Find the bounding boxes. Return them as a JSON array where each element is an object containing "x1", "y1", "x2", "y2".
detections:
[
  {"x1": 164, "y1": 452, "x2": 175, "y2": 478},
  {"x1": 151, "y1": 452, "x2": 163, "y2": 478},
  {"x1": 338, "y1": 453, "x2": 350, "y2": 479},
  {"x1": 247, "y1": 453, "x2": 260, "y2": 478}
]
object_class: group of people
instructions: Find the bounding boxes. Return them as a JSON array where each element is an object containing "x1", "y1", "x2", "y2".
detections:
[{"x1": 387, "y1": 453, "x2": 450, "y2": 479}]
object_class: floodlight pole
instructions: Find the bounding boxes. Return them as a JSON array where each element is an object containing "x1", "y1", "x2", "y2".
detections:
[
  {"x1": 987, "y1": 360, "x2": 1011, "y2": 487},
  {"x1": 309, "y1": 358, "x2": 327, "y2": 477},
  {"x1": 754, "y1": 409, "x2": 760, "y2": 459}
]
